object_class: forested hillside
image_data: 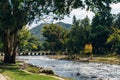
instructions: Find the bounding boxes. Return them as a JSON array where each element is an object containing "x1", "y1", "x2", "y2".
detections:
[{"x1": 30, "y1": 22, "x2": 71, "y2": 40}]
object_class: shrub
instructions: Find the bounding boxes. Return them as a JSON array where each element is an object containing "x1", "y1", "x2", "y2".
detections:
[{"x1": 41, "y1": 69, "x2": 54, "y2": 74}]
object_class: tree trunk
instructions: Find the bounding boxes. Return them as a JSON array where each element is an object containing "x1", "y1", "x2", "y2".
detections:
[
  {"x1": 3, "y1": 29, "x2": 18, "y2": 64},
  {"x1": 3, "y1": 29, "x2": 11, "y2": 63},
  {"x1": 4, "y1": 52, "x2": 11, "y2": 63},
  {"x1": 10, "y1": 33, "x2": 18, "y2": 63}
]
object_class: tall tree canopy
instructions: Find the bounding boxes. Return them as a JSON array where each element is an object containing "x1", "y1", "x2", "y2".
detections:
[
  {"x1": 67, "y1": 16, "x2": 91, "y2": 53},
  {"x1": 42, "y1": 24, "x2": 66, "y2": 51}
]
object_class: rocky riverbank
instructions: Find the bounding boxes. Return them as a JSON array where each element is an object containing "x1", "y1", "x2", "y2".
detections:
[{"x1": 19, "y1": 61, "x2": 68, "y2": 80}]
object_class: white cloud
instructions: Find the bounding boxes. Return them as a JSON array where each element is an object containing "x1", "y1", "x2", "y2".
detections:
[
  {"x1": 54, "y1": 8, "x2": 94, "y2": 24},
  {"x1": 111, "y1": 3, "x2": 120, "y2": 10},
  {"x1": 111, "y1": 3, "x2": 120, "y2": 14}
]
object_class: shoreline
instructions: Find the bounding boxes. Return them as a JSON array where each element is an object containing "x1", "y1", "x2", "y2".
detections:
[
  {"x1": 19, "y1": 61, "x2": 68, "y2": 80},
  {"x1": 0, "y1": 61, "x2": 68, "y2": 80},
  {"x1": 48, "y1": 55, "x2": 120, "y2": 65}
]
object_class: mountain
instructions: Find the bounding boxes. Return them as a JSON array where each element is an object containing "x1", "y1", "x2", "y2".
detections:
[
  {"x1": 30, "y1": 22, "x2": 71, "y2": 41},
  {"x1": 56, "y1": 22, "x2": 71, "y2": 29}
]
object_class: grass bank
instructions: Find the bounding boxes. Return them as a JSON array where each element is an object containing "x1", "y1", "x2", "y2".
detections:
[{"x1": 0, "y1": 62, "x2": 65, "y2": 80}]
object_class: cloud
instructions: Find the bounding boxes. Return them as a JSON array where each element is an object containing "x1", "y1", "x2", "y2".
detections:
[
  {"x1": 111, "y1": 3, "x2": 120, "y2": 10},
  {"x1": 54, "y1": 8, "x2": 94, "y2": 24},
  {"x1": 111, "y1": 3, "x2": 120, "y2": 14}
]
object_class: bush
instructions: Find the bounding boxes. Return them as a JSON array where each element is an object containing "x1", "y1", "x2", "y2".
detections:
[
  {"x1": 40, "y1": 69, "x2": 54, "y2": 74},
  {"x1": 25, "y1": 65, "x2": 40, "y2": 74},
  {"x1": 84, "y1": 43, "x2": 93, "y2": 54}
]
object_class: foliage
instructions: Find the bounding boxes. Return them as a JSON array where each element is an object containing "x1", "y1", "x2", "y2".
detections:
[
  {"x1": 41, "y1": 69, "x2": 54, "y2": 75},
  {"x1": 19, "y1": 27, "x2": 41, "y2": 52},
  {"x1": 40, "y1": 11, "x2": 120, "y2": 55},
  {"x1": 107, "y1": 27, "x2": 120, "y2": 43},
  {"x1": 19, "y1": 26, "x2": 31, "y2": 49},
  {"x1": 84, "y1": 43, "x2": 93, "y2": 54},
  {"x1": 66, "y1": 16, "x2": 91, "y2": 53},
  {"x1": 91, "y1": 10, "x2": 114, "y2": 54},
  {"x1": 85, "y1": 0, "x2": 119, "y2": 12},
  {"x1": 106, "y1": 27, "x2": 120, "y2": 53},
  {"x1": 42, "y1": 24, "x2": 66, "y2": 51},
  {"x1": 30, "y1": 22, "x2": 71, "y2": 41},
  {"x1": 25, "y1": 66, "x2": 40, "y2": 74}
]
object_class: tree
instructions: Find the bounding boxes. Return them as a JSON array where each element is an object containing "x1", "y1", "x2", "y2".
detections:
[
  {"x1": 0, "y1": 0, "x2": 84, "y2": 63},
  {"x1": 18, "y1": 26, "x2": 31, "y2": 51},
  {"x1": 91, "y1": 10, "x2": 114, "y2": 54},
  {"x1": 72, "y1": 15, "x2": 77, "y2": 24},
  {"x1": 42, "y1": 24, "x2": 66, "y2": 51},
  {"x1": 92, "y1": 12, "x2": 113, "y2": 28},
  {"x1": 18, "y1": 26, "x2": 41, "y2": 52},
  {"x1": 27, "y1": 36, "x2": 41, "y2": 51},
  {"x1": 106, "y1": 27, "x2": 120, "y2": 53},
  {"x1": 91, "y1": 25, "x2": 110, "y2": 54},
  {"x1": 67, "y1": 16, "x2": 91, "y2": 53}
]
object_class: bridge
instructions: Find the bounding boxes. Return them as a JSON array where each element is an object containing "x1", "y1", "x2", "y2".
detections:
[{"x1": 0, "y1": 51, "x2": 56, "y2": 56}]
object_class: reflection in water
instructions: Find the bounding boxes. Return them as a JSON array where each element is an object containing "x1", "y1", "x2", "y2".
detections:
[{"x1": 17, "y1": 56, "x2": 120, "y2": 80}]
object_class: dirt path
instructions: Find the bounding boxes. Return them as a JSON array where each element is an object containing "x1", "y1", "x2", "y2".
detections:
[{"x1": 0, "y1": 74, "x2": 7, "y2": 80}]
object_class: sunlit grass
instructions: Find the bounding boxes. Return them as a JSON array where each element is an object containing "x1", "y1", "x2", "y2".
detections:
[{"x1": 0, "y1": 63, "x2": 59, "y2": 80}]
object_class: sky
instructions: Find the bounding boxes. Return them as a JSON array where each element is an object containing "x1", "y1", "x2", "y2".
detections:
[{"x1": 29, "y1": 3, "x2": 120, "y2": 29}]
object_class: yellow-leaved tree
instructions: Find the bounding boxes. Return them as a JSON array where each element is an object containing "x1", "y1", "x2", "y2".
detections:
[{"x1": 84, "y1": 43, "x2": 93, "y2": 54}]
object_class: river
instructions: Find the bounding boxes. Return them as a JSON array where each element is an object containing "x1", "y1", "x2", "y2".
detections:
[{"x1": 17, "y1": 56, "x2": 120, "y2": 80}]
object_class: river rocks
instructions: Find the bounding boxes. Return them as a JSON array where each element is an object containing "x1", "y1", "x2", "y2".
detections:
[
  {"x1": 76, "y1": 73, "x2": 81, "y2": 76},
  {"x1": 71, "y1": 73, "x2": 73, "y2": 76},
  {"x1": 91, "y1": 75, "x2": 97, "y2": 78},
  {"x1": 19, "y1": 62, "x2": 27, "y2": 69},
  {"x1": 52, "y1": 65, "x2": 56, "y2": 67}
]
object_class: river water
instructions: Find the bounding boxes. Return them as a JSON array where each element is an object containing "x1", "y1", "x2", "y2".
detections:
[{"x1": 17, "y1": 56, "x2": 120, "y2": 80}]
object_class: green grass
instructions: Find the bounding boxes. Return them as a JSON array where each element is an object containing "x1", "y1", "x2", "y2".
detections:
[
  {"x1": 25, "y1": 66, "x2": 40, "y2": 74},
  {"x1": 0, "y1": 63, "x2": 60, "y2": 80}
]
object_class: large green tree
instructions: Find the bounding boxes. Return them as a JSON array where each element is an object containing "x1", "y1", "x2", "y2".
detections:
[
  {"x1": 42, "y1": 24, "x2": 66, "y2": 51},
  {"x1": 91, "y1": 9, "x2": 114, "y2": 54},
  {"x1": 0, "y1": 0, "x2": 83, "y2": 63},
  {"x1": 67, "y1": 16, "x2": 91, "y2": 53}
]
